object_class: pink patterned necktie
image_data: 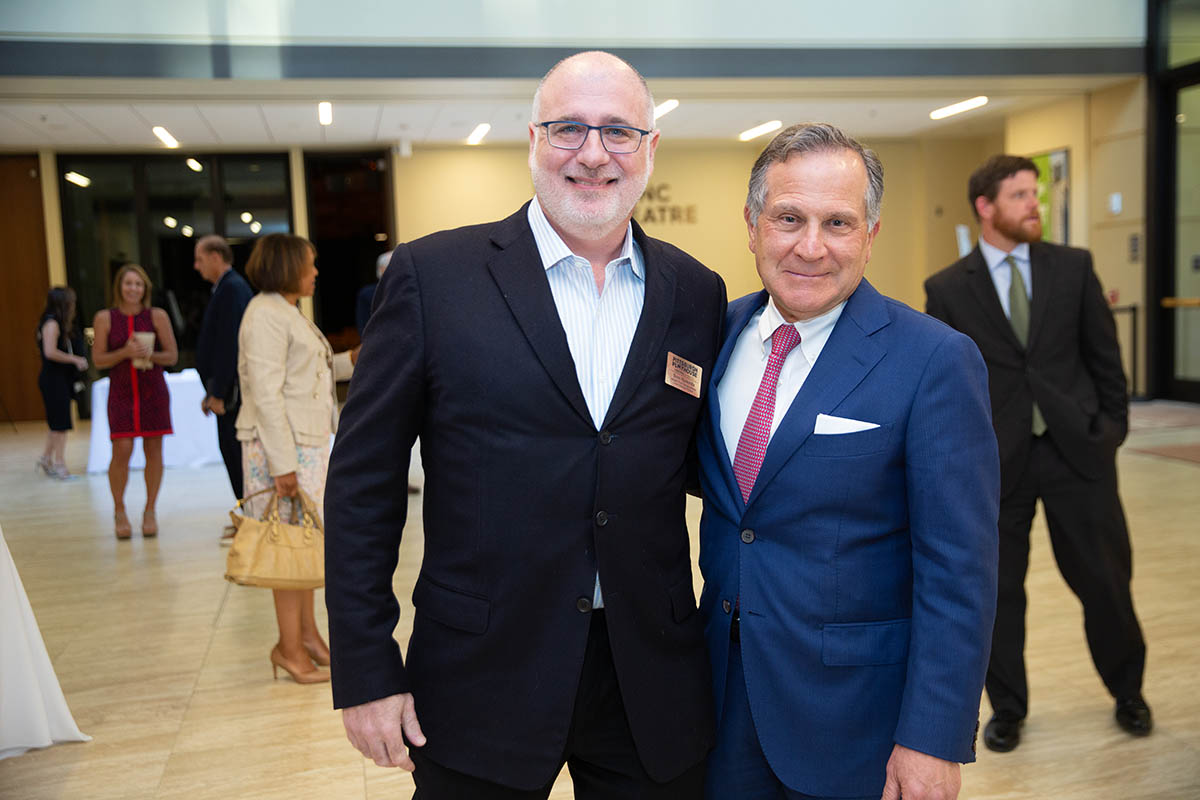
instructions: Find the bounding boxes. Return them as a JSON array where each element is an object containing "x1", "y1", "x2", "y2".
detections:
[{"x1": 732, "y1": 323, "x2": 801, "y2": 504}]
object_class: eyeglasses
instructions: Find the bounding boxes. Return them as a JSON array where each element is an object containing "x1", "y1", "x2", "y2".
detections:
[{"x1": 538, "y1": 121, "x2": 652, "y2": 154}]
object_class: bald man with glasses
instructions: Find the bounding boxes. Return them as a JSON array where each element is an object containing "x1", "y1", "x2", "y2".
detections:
[{"x1": 324, "y1": 51, "x2": 725, "y2": 799}]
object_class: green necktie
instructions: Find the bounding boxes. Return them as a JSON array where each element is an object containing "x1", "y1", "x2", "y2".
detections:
[{"x1": 1007, "y1": 256, "x2": 1047, "y2": 435}]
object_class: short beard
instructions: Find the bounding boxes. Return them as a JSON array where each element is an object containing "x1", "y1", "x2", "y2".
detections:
[
  {"x1": 996, "y1": 214, "x2": 1043, "y2": 244},
  {"x1": 530, "y1": 156, "x2": 648, "y2": 242}
]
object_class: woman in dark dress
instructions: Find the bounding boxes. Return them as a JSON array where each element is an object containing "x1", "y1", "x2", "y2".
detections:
[
  {"x1": 91, "y1": 264, "x2": 178, "y2": 539},
  {"x1": 36, "y1": 287, "x2": 89, "y2": 479}
]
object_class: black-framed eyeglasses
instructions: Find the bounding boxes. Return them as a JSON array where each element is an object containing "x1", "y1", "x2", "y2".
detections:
[{"x1": 538, "y1": 121, "x2": 652, "y2": 154}]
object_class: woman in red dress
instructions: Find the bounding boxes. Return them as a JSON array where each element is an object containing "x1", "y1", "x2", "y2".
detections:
[{"x1": 91, "y1": 264, "x2": 178, "y2": 539}]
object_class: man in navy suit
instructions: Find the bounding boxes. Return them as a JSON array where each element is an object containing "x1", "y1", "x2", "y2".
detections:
[
  {"x1": 194, "y1": 235, "x2": 253, "y2": 507},
  {"x1": 325, "y1": 51, "x2": 725, "y2": 798},
  {"x1": 696, "y1": 124, "x2": 999, "y2": 800}
]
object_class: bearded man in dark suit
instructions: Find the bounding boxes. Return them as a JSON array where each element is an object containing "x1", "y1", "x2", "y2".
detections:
[
  {"x1": 324, "y1": 51, "x2": 725, "y2": 799},
  {"x1": 925, "y1": 154, "x2": 1150, "y2": 753}
]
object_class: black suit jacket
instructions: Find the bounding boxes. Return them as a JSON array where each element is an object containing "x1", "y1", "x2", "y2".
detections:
[
  {"x1": 195, "y1": 269, "x2": 253, "y2": 405},
  {"x1": 324, "y1": 204, "x2": 726, "y2": 790},
  {"x1": 355, "y1": 282, "x2": 377, "y2": 335},
  {"x1": 925, "y1": 242, "x2": 1127, "y2": 496}
]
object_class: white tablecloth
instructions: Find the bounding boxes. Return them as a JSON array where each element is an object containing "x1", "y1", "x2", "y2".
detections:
[
  {"x1": 87, "y1": 368, "x2": 222, "y2": 473},
  {"x1": 0, "y1": 524, "x2": 90, "y2": 759}
]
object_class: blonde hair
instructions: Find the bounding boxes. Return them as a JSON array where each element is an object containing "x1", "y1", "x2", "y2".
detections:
[{"x1": 111, "y1": 263, "x2": 153, "y2": 311}]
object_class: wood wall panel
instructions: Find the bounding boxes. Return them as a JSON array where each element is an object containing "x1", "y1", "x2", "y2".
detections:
[{"x1": 0, "y1": 155, "x2": 52, "y2": 422}]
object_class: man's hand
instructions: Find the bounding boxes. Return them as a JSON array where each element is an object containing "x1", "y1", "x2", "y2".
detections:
[
  {"x1": 342, "y1": 693, "x2": 426, "y2": 770},
  {"x1": 881, "y1": 744, "x2": 960, "y2": 800},
  {"x1": 201, "y1": 396, "x2": 211, "y2": 416},
  {"x1": 208, "y1": 397, "x2": 226, "y2": 415}
]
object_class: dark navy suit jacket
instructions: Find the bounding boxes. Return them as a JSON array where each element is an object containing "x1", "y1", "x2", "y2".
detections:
[
  {"x1": 195, "y1": 269, "x2": 253, "y2": 404},
  {"x1": 696, "y1": 280, "x2": 1000, "y2": 796},
  {"x1": 325, "y1": 204, "x2": 726, "y2": 790}
]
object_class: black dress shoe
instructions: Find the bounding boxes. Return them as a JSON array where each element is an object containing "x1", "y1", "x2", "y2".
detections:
[
  {"x1": 983, "y1": 715, "x2": 1023, "y2": 752},
  {"x1": 1115, "y1": 697, "x2": 1153, "y2": 736}
]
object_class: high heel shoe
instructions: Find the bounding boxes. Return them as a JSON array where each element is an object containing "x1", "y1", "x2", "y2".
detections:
[
  {"x1": 270, "y1": 646, "x2": 329, "y2": 684},
  {"x1": 304, "y1": 641, "x2": 331, "y2": 667},
  {"x1": 36, "y1": 456, "x2": 53, "y2": 476},
  {"x1": 114, "y1": 509, "x2": 133, "y2": 540},
  {"x1": 142, "y1": 509, "x2": 158, "y2": 537}
]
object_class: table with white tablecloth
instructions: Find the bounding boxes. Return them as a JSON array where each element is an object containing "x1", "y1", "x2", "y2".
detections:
[
  {"x1": 0, "y1": 523, "x2": 90, "y2": 759},
  {"x1": 86, "y1": 368, "x2": 223, "y2": 472}
]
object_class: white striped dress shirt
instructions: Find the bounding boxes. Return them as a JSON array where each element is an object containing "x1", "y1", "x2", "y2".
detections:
[
  {"x1": 527, "y1": 196, "x2": 645, "y2": 429},
  {"x1": 527, "y1": 196, "x2": 646, "y2": 609}
]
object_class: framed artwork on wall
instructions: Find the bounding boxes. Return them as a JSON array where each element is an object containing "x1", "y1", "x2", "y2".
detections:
[{"x1": 1031, "y1": 149, "x2": 1070, "y2": 244}]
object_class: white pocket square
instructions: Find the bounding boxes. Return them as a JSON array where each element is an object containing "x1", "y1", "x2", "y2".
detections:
[{"x1": 814, "y1": 413, "x2": 880, "y2": 435}]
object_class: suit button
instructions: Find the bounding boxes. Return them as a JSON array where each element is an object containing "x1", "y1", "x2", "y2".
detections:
[
  {"x1": 576, "y1": 596, "x2": 592, "y2": 613},
  {"x1": 595, "y1": 511, "x2": 609, "y2": 527},
  {"x1": 722, "y1": 599, "x2": 732, "y2": 614},
  {"x1": 741, "y1": 529, "x2": 755, "y2": 543},
  {"x1": 598, "y1": 430, "x2": 613, "y2": 445}
]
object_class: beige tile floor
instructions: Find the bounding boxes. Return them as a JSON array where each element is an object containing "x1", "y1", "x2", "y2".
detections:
[{"x1": 1, "y1": 401, "x2": 1198, "y2": 799}]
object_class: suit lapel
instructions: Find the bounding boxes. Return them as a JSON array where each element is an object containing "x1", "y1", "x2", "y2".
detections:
[
  {"x1": 705, "y1": 291, "x2": 769, "y2": 516},
  {"x1": 602, "y1": 222, "x2": 676, "y2": 429},
  {"x1": 745, "y1": 281, "x2": 888, "y2": 509},
  {"x1": 963, "y1": 247, "x2": 1022, "y2": 350},
  {"x1": 1026, "y1": 241, "x2": 1054, "y2": 352},
  {"x1": 486, "y1": 206, "x2": 593, "y2": 427}
]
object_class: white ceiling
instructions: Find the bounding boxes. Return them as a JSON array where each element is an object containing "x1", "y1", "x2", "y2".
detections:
[{"x1": 0, "y1": 74, "x2": 1135, "y2": 151}]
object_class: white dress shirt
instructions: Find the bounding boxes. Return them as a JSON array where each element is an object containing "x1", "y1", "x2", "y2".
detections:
[
  {"x1": 717, "y1": 296, "x2": 844, "y2": 463},
  {"x1": 979, "y1": 238, "x2": 1032, "y2": 319},
  {"x1": 528, "y1": 196, "x2": 646, "y2": 608}
]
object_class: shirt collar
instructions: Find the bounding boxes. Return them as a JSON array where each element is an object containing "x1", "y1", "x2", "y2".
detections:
[
  {"x1": 528, "y1": 195, "x2": 640, "y2": 278},
  {"x1": 980, "y1": 237, "x2": 1031, "y2": 273},
  {"x1": 755, "y1": 295, "x2": 844, "y2": 365}
]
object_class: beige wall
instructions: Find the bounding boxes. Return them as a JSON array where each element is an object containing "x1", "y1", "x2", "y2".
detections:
[
  {"x1": 389, "y1": 134, "x2": 998, "y2": 311},
  {"x1": 1003, "y1": 81, "x2": 1149, "y2": 393},
  {"x1": 1006, "y1": 95, "x2": 1091, "y2": 249},
  {"x1": 1089, "y1": 79, "x2": 1148, "y2": 392}
]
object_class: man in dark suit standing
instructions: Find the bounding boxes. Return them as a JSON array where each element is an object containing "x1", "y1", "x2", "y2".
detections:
[
  {"x1": 355, "y1": 249, "x2": 391, "y2": 336},
  {"x1": 925, "y1": 155, "x2": 1150, "y2": 753},
  {"x1": 194, "y1": 235, "x2": 253, "y2": 512},
  {"x1": 324, "y1": 51, "x2": 725, "y2": 798},
  {"x1": 697, "y1": 123, "x2": 999, "y2": 800}
]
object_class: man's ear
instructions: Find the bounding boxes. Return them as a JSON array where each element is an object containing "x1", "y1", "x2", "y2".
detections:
[{"x1": 974, "y1": 195, "x2": 992, "y2": 223}]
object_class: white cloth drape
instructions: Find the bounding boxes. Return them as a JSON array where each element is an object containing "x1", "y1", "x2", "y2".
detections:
[{"x1": 0, "y1": 524, "x2": 90, "y2": 760}]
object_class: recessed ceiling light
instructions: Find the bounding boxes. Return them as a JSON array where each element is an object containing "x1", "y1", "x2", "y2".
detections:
[
  {"x1": 738, "y1": 120, "x2": 783, "y2": 142},
  {"x1": 152, "y1": 126, "x2": 180, "y2": 148},
  {"x1": 467, "y1": 123, "x2": 491, "y2": 146},
  {"x1": 163, "y1": 216, "x2": 178, "y2": 228},
  {"x1": 64, "y1": 171, "x2": 91, "y2": 188},
  {"x1": 929, "y1": 96, "x2": 988, "y2": 120},
  {"x1": 318, "y1": 102, "x2": 332, "y2": 126},
  {"x1": 181, "y1": 225, "x2": 194, "y2": 237},
  {"x1": 654, "y1": 99, "x2": 679, "y2": 120},
  {"x1": 185, "y1": 158, "x2": 203, "y2": 172},
  {"x1": 240, "y1": 212, "x2": 253, "y2": 224},
  {"x1": 249, "y1": 221, "x2": 262, "y2": 234}
]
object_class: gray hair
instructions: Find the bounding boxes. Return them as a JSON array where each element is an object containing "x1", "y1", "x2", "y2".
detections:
[
  {"x1": 745, "y1": 123, "x2": 884, "y2": 228},
  {"x1": 376, "y1": 249, "x2": 393, "y2": 279},
  {"x1": 531, "y1": 51, "x2": 656, "y2": 130}
]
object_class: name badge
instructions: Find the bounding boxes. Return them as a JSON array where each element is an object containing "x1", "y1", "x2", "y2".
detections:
[{"x1": 665, "y1": 352, "x2": 702, "y2": 398}]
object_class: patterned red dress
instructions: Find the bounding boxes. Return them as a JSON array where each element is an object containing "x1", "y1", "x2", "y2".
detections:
[{"x1": 106, "y1": 308, "x2": 172, "y2": 439}]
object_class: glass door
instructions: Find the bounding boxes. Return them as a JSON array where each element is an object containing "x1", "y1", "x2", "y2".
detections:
[{"x1": 1172, "y1": 83, "x2": 1200, "y2": 393}]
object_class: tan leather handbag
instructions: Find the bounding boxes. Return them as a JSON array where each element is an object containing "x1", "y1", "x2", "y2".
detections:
[{"x1": 225, "y1": 488, "x2": 324, "y2": 590}]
